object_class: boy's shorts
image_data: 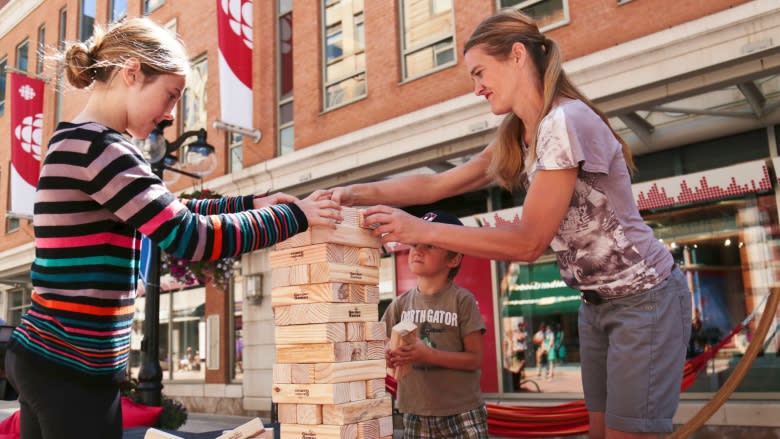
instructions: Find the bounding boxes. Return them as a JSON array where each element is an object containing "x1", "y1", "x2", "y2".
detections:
[
  {"x1": 578, "y1": 268, "x2": 691, "y2": 433},
  {"x1": 403, "y1": 405, "x2": 488, "y2": 439}
]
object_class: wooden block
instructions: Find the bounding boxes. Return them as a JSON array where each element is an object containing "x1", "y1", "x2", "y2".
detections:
[
  {"x1": 272, "y1": 283, "x2": 378, "y2": 307},
  {"x1": 338, "y1": 207, "x2": 366, "y2": 228},
  {"x1": 276, "y1": 342, "x2": 357, "y2": 363},
  {"x1": 378, "y1": 416, "x2": 393, "y2": 437},
  {"x1": 278, "y1": 403, "x2": 298, "y2": 423},
  {"x1": 276, "y1": 323, "x2": 347, "y2": 344},
  {"x1": 310, "y1": 262, "x2": 379, "y2": 285},
  {"x1": 292, "y1": 363, "x2": 315, "y2": 384},
  {"x1": 296, "y1": 404, "x2": 322, "y2": 425},
  {"x1": 349, "y1": 380, "x2": 367, "y2": 401},
  {"x1": 270, "y1": 243, "x2": 363, "y2": 269},
  {"x1": 365, "y1": 378, "x2": 385, "y2": 399},
  {"x1": 144, "y1": 429, "x2": 183, "y2": 439},
  {"x1": 273, "y1": 363, "x2": 292, "y2": 384},
  {"x1": 364, "y1": 322, "x2": 387, "y2": 341},
  {"x1": 271, "y1": 265, "x2": 309, "y2": 288},
  {"x1": 276, "y1": 224, "x2": 380, "y2": 250},
  {"x1": 354, "y1": 285, "x2": 380, "y2": 304},
  {"x1": 215, "y1": 417, "x2": 265, "y2": 439},
  {"x1": 357, "y1": 419, "x2": 380, "y2": 439},
  {"x1": 314, "y1": 359, "x2": 386, "y2": 383},
  {"x1": 345, "y1": 322, "x2": 365, "y2": 341},
  {"x1": 280, "y1": 423, "x2": 357, "y2": 439},
  {"x1": 275, "y1": 303, "x2": 379, "y2": 326},
  {"x1": 366, "y1": 341, "x2": 385, "y2": 360},
  {"x1": 321, "y1": 396, "x2": 392, "y2": 425},
  {"x1": 272, "y1": 383, "x2": 352, "y2": 404},
  {"x1": 389, "y1": 320, "x2": 418, "y2": 380},
  {"x1": 358, "y1": 248, "x2": 380, "y2": 267}
]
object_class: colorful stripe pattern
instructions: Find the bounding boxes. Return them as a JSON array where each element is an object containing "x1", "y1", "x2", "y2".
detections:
[{"x1": 12, "y1": 122, "x2": 307, "y2": 382}]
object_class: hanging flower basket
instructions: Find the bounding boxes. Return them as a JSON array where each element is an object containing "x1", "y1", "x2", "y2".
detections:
[{"x1": 160, "y1": 189, "x2": 237, "y2": 292}]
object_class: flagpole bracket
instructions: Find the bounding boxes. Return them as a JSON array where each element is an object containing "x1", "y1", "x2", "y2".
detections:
[{"x1": 213, "y1": 120, "x2": 262, "y2": 143}]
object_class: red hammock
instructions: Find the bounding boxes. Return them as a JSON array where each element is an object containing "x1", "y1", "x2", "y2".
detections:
[{"x1": 385, "y1": 322, "x2": 744, "y2": 438}]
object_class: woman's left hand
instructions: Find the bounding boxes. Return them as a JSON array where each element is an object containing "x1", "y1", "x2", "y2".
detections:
[
  {"x1": 363, "y1": 205, "x2": 428, "y2": 244},
  {"x1": 253, "y1": 192, "x2": 299, "y2": 209}
]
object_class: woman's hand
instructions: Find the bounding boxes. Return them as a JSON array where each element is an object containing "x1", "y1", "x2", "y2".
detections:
[
  {"x1": 253, "y1": 192, "x2": 299, "y2": 209},
  {"x1": 329, "y1": 186, "x2": 354, "y2": 207},
  {"x1": 294, "y1": 189, "x2": 342, "y2": 228},
  {"x1": 362, "y1": 205, "x2": 428, "y2": 244}
]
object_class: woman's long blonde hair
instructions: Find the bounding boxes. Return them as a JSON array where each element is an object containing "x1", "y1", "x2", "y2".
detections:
[
  {"x1": 464, "y1": 10, "x2": 634, "y2": 191},
  {"x1": 63, "y1": 17, "x2": 190, "y2": 89}
]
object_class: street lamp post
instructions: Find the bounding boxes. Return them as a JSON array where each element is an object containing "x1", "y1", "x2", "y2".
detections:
[{"x1": 136, "y1": 120, "x2": 217, "y2": 406}]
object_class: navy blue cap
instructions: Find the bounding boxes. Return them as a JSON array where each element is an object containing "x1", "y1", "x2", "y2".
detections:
[{"x1": 421, "y1": 210, "x2": 463, "y2": 226}]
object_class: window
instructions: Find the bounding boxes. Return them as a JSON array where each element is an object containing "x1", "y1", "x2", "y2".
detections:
[
  {"x1": 499, "y1": 0, "x2": 569, "y2": 31},
  {"x1": 228, "y1": 132, "x2": 244, "y2": 173},
  {"x1": 400, "y1": 0, "x2": 456, "y2": 80},
  {"x1": 181, "y1": 56, "x2": 208, "y2": 134},
  {"x1": 55, "y1": 7, "x2": 67, "y2": 124},
  {"x1": 79, "y1": 0, "x2": 96, "y2": 42},
  {"x1": 110, "y1": 0, "x2": 128, "y2": 22},
  {"x1": 0, "y1": 57, "x2": 6, "y2": 116},
  {"x1": 278, "y1": 0, "x2": 294, "y2": 155},
  {"x1": 8, "y1": 288, "x2": 32, "y2": 325},
  {"x1": 144, "y1": 0, "x2": 164, "y2": 14},
  {"x1": 36, "y1": 25, "x2": 45, "y2": 75},
  {"x1": 6, "y1": 217, "x2": 20, "y2": 233},
  {"x1": 322, "y1": 0, "x2": 366, "y2": 109},
  {"x1": 16, "y1": 40, "x2": 29, "y2": 72}
]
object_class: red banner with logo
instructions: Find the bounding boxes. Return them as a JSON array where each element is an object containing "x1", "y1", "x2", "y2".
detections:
[
  {"x1": 217, "y1": 0, "x2": 253, "y2": 130},
  {"x1": 9, "y1": 72, "x2": 44, "y2": 217}
]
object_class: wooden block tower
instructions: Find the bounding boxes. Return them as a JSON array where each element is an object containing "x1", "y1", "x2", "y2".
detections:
[{"x1": 271, "y1": 208, "x2": 394, "y2": 439}]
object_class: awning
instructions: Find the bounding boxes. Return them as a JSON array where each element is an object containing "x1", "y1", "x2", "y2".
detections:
[{"x1": 502, "y1": 262, "x2": 581, "y2": 316}]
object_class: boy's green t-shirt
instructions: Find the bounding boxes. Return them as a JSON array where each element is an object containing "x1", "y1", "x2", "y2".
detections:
[{"x1": 382, "y1": 282, "x2": 486, "y2": 416}]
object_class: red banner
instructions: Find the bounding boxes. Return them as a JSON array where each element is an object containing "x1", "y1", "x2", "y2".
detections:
[
  {"x1": 9, "y1": 72, "x2": 45, "y2": 217},
  {"x1": 217, "y1": 0, "x2": 253, "y2": 129}
]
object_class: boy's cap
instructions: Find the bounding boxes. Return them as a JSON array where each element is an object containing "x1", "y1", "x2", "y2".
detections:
[{"x1": 421, "y1": 210, "x2": 463, "y2": 226}]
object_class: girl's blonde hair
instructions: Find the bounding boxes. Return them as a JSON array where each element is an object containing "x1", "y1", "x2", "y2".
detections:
[
  {"x1": 464, "y1": 10, "x2": 634, "y2": 191},
  {"x1": 64, "y1": 17, "x2": 189, "y2": 89}
]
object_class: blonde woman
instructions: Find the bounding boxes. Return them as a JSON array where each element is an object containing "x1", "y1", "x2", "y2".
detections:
[{"x1": 333, "y1": 10, "x2": 690, "y2": 439}]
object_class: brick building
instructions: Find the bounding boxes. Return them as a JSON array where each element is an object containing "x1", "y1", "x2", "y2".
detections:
[{"x1": 1, "y1": 0, "x2": 779, "y2": 432}]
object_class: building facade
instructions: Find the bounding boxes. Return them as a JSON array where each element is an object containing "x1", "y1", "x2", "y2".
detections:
[{"x1": 1, "y1": 0, "x2": 779, "y2": 429}]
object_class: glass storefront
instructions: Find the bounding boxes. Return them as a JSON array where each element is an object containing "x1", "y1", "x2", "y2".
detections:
[{"x1": 496, "y1": 193, "x2": 780, "y2": 396}]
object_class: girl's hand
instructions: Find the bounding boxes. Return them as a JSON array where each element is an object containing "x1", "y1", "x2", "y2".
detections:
[
  {"x1": 253, "y1": 192, "x2": 299, "y2": 209},
  {"x1": 295, "y1": 190, "x2": 342, "y2": 228}
]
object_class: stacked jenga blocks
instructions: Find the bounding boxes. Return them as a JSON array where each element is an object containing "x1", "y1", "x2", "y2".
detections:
[{"x1": 271, "y1": 208, "x2": 394, "y2": 439}]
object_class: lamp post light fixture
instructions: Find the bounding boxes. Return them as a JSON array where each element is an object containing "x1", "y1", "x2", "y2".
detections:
[{"x1": 136, "y1": 120, "x2": 217, "y2": 406}]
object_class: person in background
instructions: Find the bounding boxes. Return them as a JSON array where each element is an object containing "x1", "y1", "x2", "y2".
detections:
[
  {"x1": 5, "y1": 17, "x2": 340, "y2": 439},
  {"x1": 383, "y1": 211, "x2": 488, "y2": 439},
  {"x1": 332, "y1": 9, "x2": 691, "y2": 438}
]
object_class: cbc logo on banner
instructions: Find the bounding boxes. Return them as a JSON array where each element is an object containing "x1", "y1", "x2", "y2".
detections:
[
  {"x1": 14, "y1": 113, "x2": 43, "y2": 161},
  {"x1": 220, "y1": 0, "x2": 253, "y2": 49}
]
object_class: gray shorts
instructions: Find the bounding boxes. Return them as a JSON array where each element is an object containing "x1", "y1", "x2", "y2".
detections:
[{"x1": 578, "y1": 268, "x2": 691, "y2": 433}]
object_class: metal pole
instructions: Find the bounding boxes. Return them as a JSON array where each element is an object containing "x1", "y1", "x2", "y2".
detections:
[{"x1": 136, "y1": 164, "x2": 165, "y2": 406}]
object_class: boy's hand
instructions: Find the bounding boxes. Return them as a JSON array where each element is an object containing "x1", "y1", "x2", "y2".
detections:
[{"x1": 388, "y1": 340, "x2": 431, "y2": 367}]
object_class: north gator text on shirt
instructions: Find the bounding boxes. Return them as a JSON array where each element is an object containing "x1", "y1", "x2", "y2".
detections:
[{"x1": 401, "y1": 309, "x2": 458, "y2": 327}]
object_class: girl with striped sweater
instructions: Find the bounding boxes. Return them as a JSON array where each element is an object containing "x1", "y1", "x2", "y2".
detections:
[{"x1": 6, "y1": 18, "x2": 341, "y2": 439}]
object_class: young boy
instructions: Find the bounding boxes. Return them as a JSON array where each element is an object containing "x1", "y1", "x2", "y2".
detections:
[{"x1": 383, "y1": 211, "x2": 488, "y2": 439}]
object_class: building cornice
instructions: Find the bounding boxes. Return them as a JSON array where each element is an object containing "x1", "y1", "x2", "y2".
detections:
[{"x1": 0, "y1": 0, "x2": 44, "y2": 40}]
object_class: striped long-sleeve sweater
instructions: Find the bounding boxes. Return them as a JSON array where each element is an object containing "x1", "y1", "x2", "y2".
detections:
[{"x1": 10, "y1": 121, "x2": 308, "y2": 384}]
